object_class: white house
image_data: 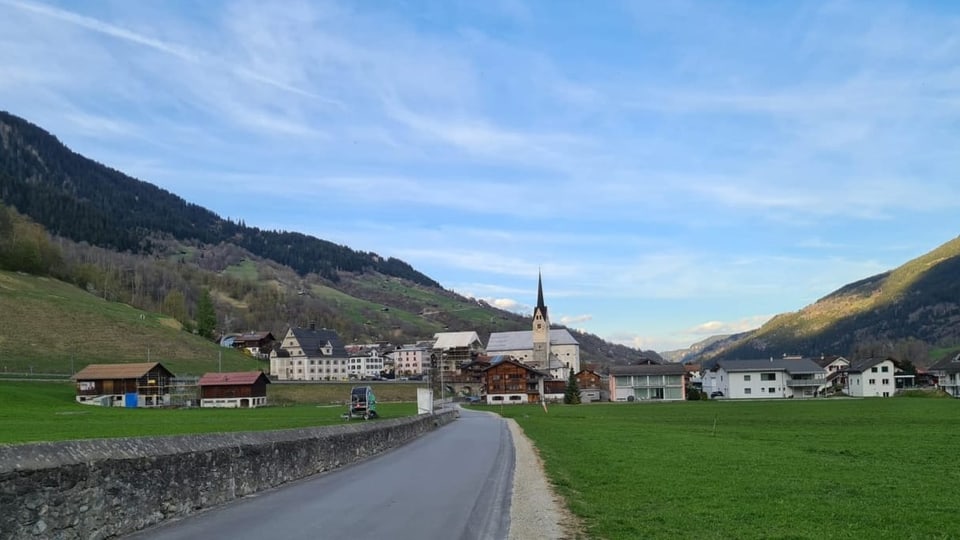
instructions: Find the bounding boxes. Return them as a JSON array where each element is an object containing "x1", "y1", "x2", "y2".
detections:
[
  {"x1": 708, "y1": 358, "x2": 827, "y2": 399},
  {"x1": 347, "y1": 349, "x2": 385, "y2": 379},
  {"x1": 815, "y1": 355, "x2": 850, "y2": 390},
  {"x1": 929, "y1": 353, "x2": 960, "y2": 398},
  {"x1": 269, "y1": 326, "x2": 350, "y2": 381},
  {"x1": 846, "y1": 358, "x2": 897, "y2": 397},
  {"x1": 609, "y1": 364, "x2": 686, "y2": 401}
]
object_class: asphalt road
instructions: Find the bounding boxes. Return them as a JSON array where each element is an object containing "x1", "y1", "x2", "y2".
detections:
[{"x1": 127, "y1": 408, "x2": 515, "y2": 540}]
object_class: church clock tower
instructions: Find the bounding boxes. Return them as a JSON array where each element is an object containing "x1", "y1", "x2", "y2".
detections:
[{"x1": 531, "y1": 272, "x2": 550, "y2": 370}]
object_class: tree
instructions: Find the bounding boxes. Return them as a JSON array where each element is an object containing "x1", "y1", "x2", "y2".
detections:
[
  {"x1": 195, "y1": 288, "x2": 217, "y2": 339},
  {"x1": 564, "y1": 367, "x2": 581, "y2": 404},
  {"x1": 162, "y1": 290, "x2": 188, "y2": 326}
]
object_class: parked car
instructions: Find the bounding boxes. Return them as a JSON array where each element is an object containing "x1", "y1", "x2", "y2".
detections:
[{"x1": 710, "y1": 391, "x2": 724, "y2": 398}]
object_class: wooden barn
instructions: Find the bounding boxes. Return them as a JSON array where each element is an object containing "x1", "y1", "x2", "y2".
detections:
[
  {"x1": 198, "y1": 371, "x2": 271, "y2": 408},
  {"x1": 72, "y1": 362, "x2": 174, "y2": 407}
]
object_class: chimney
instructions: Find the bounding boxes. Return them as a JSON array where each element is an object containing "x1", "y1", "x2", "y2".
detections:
[{"x1": 309, "y1": 322, "x2": 316, "y2": 331}]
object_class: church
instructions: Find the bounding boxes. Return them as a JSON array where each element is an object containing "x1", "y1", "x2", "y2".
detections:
[{"x1": 485, "y1": 273, "x2": 581, "y2": 379}]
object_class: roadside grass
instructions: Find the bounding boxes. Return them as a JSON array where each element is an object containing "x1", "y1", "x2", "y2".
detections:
[
  {"x1": 487, "y1": 399, "x2": 960, "y2": 539},
  {"x1": 0, "y1": 381, "x2": 420, "y2": 445}
]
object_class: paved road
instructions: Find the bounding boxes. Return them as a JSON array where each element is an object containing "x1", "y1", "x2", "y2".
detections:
[{"x1": 128, "y1": 408, "x2": 514, "y2": 540}]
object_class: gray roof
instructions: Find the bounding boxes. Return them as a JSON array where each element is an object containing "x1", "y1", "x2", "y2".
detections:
[
  {"x1": 717, "y1": 358, "x2": 826, "y2": 375},
  {"x1": 609, "y1": 363, "x2": 686, "y2": 376},
  {"x1": 847, "y1": 357, "x2": 891, "y2": 374},
  {"x1": 486, "y1": 329, "x2": 579, "y2": 351},
  {"x1": 289, "y1": 327, "x2": 348, "y2": 358},
  {"x1": 814, "y1": 355, "x2": 848, "y2": 368},
  {"x1": 929, "y1": 353, "x2": 960, "y2": 374}
]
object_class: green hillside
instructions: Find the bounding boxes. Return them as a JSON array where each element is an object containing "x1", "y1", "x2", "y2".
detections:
[
  {"x1": 0, "y1": 270, "x2": 261, "y2": 376},
  {"x1": 709, "y1": 235, "x2": 960, "y2": 364}
]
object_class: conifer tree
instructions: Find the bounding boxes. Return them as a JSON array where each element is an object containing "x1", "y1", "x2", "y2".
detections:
[
  {"x1": 196, "y1": 289, "x2": 217, "y2": 339},
  {"x1": 564, "y1": 367, "x2": 581, "y2": 404}
]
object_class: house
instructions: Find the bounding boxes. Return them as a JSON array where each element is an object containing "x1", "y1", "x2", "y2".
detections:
[
  {"x1": 815, "y1": 355, "x2": 850, "y2": 390},
  {"x1": 485, "y1": 273, "x2": 581, "y2": 378},
  {"x1": 198, "y1": 371, "x2": 271, "y2": 408},
  {"x1": 270, "y1": 325, "x2": 350, "y2": 381},
  {"x1": 347, "y1": 348, "x2": 385, "y2": 379},
  {"x1": 575, "y1": 369, "x2": 606, "y2": 402},
  {"x1": 482, "y1": 357, "x2": 551, "y2": 404},
  {"x1": 432, "y1": 331, "x2": 484, "y2": 373},
  {"x1": 609, "y1": 364, "x2": 687, "y2": 401},
  {"x1": 846, "y1": 358, "x2": 897, "y2": 397},
  {"x1": 232, "y1": 331, "x2": 276, "y2": 358},
  {"x1": 72, "y1": 362, "x2": 175, "y2": 407},
  {"x1": 387, "y1": 342, "x2": 433, "y2": 377},
  {"x1": 929, "y1": 353, "x2": 960, "y2": 397},
  {"x1": 708, "y1": 358, "x2": 827, "y2": 399}
]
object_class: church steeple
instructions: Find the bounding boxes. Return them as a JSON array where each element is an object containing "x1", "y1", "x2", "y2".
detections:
[{"x1": 535, "y1": 270, "x2": 548, "y2": 322}]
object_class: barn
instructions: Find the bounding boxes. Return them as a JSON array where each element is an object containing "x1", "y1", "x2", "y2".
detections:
[
  {"x1": 198, "y1": 371, "x2": 271, "y2": 408},
  {"x1": 72, "y1": 362, "x2": 174, "y2": 407}
]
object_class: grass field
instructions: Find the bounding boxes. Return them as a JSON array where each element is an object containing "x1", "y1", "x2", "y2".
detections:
[
  {"x1": 0, "y1": 381, "x2": 421, "y2": 445},
  {"x1": 488, "y1": 399, "x2": 960, "y2": 540}
]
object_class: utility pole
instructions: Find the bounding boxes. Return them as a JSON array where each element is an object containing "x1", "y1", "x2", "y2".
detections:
[{"x1": 218, "y1": 348, "x2": 222, "y2": 373}]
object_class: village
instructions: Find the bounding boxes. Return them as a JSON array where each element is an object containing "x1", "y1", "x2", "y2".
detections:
[{"x1": 69, "y1": 275, "x2": 960, "y2": 409}]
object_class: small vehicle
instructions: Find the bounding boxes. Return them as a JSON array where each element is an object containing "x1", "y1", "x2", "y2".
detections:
[
  {"x1": 343, "y1": 386, "x2": 378, "y2": 420},
  {"x1": 710, "y1": 391, "x2": 724, "y2": 398}
]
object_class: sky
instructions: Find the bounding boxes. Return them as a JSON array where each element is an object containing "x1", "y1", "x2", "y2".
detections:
[{"x1": 1, "y1": 0, "x2": 959, "y2": 353}]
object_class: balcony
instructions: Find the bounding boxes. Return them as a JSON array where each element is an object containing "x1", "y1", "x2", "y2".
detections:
[{"x1": 787, "y1": 377, "x2": 826, "y2": 387}]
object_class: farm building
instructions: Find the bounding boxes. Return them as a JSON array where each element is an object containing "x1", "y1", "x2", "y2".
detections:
[
  {"x1": 482, "y1": 357, "x2": 551, "y2": 404},
  {"x1": 72, "y1": 362, "x2": 174, "y2": 407},
  {"x1": 198, "y1": 371, "x2": 271, "y2": 408}
]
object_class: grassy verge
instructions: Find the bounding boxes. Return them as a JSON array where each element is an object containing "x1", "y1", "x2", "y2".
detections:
[
  {"x1": 0, "y1": 381, "x2": 420, "y2": 445},
  {"x1": 485, "y1": 399, "x2": 960, "y2": 539}
]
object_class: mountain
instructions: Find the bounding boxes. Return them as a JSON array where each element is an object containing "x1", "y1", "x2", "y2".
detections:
[
  {"x1": 660, "y1": 333, "x2": 744, "y2": 364},
  {"x1": 698, "y1": 235, "x2": 960, "y2": 366},
  {"x1": 0, "y1": 112, "x2": 651, "y2": 369},
  {"x1": 0, "y1": 111, "x2": 436, "y2": 287}
]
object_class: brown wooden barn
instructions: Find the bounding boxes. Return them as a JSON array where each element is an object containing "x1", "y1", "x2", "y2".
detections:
[
  {"x1": 198, "y1": 371, "x2": 271, "y2": 408},
  {"x1": 482, "y1": 357, "x2": 550, "y2": 404},
  {"x1": 71, "y1": 362, "x2": 174, "y2": 407}
]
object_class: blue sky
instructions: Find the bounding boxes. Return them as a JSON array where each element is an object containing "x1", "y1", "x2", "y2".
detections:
[{"x1": 2, "y1": 0, "x2": 959, "y2": 353}]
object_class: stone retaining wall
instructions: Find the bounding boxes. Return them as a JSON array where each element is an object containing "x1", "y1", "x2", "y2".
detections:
[{"x1": 0, "y1": 411, "x2": 457, "y2": 540}]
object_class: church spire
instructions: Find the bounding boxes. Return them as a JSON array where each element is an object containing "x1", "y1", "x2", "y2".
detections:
[{"x1": 536, "y1": 270, "x2": 547, "y2": 321}]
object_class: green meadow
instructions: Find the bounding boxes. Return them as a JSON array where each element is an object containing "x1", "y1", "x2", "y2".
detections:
[
  {"x1": 491, "y1": 399, "x2": 960, "y2": 540},
  {"x1": 0, "y1": 381, "x2": 419, "y2": 445}
]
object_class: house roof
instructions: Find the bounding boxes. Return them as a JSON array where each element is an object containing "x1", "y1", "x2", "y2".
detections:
[
  {"x1": 716, "y1": 358, "x2": 826, "y2": 375},
  {"x1": 235, "y1": 331, "x2": 274, "y2": 343},
  {"x1": 608, "y1": 363, "x2": 686, "y2": 376},
  {"x1": 815, "y1": 355, "x2": 849, "y2": 368},
  {"x1": 198, "y1": 371, "x2": 271, "y2": 386},
  {"x1": 72, "y1": 362, "x2": 173, "y2": 381},
  {"x1": 847, "y1": 357, "x2": 892, "y2": 373},
  {"x1": 289, "y1": 327, "x2": 348, "y2": 357},
  {"x1": 482, "y1": 357, "x2": 551, "y2": 378},
  {"x1": 929, "y1": 353, "x2": 960, "y2": 374},
  {"x1": 432, "y1": 331, "x2": 482, "y2": 350},
  {"x1": 486, "y1": 329, "x2": 579, "y2": 351}
]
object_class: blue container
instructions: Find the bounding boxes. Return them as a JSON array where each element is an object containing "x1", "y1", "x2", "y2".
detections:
[{"x1": 124, "y1": 392, "x2": 138, "y2": 408}]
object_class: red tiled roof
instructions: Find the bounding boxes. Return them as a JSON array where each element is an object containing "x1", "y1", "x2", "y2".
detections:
[
  {"x1": 72, "y1": 362, "x2": 172, "y2": 381},
  {"x1": 198, "y1": 371, "x2": 271, "y2": 386}
]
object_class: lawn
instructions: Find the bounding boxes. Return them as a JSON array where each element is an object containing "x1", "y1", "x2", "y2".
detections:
[
  {"x1": 0, "y1": 381, "x2": 419, "y2": 445},
  {"x1": 488, "y1": 399, "x2": 960, "y2": 540}
]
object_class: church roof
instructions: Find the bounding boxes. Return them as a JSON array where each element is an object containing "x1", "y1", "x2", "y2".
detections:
[{"x1": 486, "y1": 329, "x2": 579, "y2": 352}]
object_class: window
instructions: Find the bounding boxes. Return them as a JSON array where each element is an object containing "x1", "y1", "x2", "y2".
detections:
[
  {"x1": 761, "y1": 373, "x2": 776, "y2": 381},
  {"x1": 744, "y1": 375, "x2": 752, "y2": 382},
  {"x1": 869, "y1": 379, "x2": 876, "y2": 384},
  {"x1": 744, "y1": 388, "x2": 752, "y2": 394},
  {"x1": 492, "y1": 396, "x2": 503, "y2": 401},
  {"x1": 882, "y1": 379, "x2": 889, "y2": 385},
  {"x1": 871, "y1": 367, "x2": 878, "y2": 373},
  {"x1": 881, "y1": 366, "x2": 889, "y2": 373},
  {"x1": 768, "y1": 387, "x2": 776, "y2": 393}
]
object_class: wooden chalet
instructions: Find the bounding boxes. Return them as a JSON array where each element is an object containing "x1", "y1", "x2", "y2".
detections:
[
  {"x1": 232, "y1": 332, "x2": 276, "y2": 357},
  {"x1": 482, "y1": 357, "x2": 551, "y2": 404},
  {"x1": 575, "y1": 369, "x2": 607, "y2": 402},
  {"x1": 72, "y1": 362, "x2": 174, "y2": 407},
  {"x1": 198, "y1": 371, "x2": 271, "y2": 408}
]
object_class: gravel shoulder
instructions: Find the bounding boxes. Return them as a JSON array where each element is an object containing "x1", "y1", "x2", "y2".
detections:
[{"x1": 506, "y1": 418, "x2": 583, "y2": 539}]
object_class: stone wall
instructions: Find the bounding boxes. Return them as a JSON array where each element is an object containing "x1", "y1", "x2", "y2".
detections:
[{"x1": 0, "y1": 411, "x2": 457, "y2": 540}]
